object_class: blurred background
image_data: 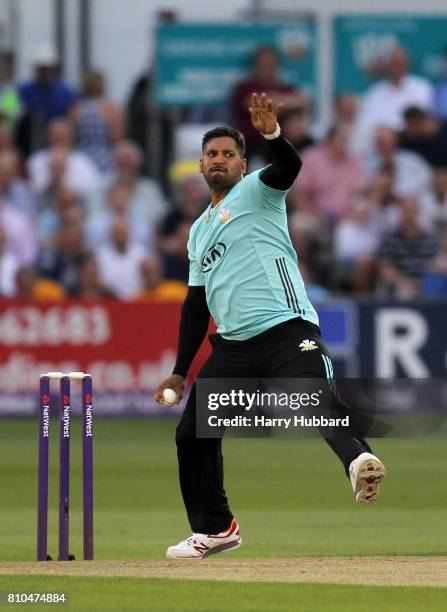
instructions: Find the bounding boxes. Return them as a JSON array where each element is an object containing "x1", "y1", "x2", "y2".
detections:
[{"x1": 0, "y1": 0, "x2": 447, "y2": 414}]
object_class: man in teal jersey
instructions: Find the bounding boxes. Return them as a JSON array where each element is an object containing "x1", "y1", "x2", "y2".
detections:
[{"x1": 155, "y1": 93, "x2": 386, "y2": 559}]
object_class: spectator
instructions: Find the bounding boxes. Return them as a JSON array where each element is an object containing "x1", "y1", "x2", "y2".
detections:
[
  {"x1": 293, "y1": 125, "x2": 367, "y2": 224},
  {"x1": 71, "y1": 70, "x2": 124, "y2": 173},
  {"x1": 15, "y1": 265, "x2": 65, "y2": 300},
  {"x1": 160, "y1": 220, "x2": 191, "y2": 282},
  {"x1": 280, "y1": 106, "x2": 315, "y2": 154},
  {"x1": 158, "y1": 175, "x2": 207, "y2": 242},
  {"x1": 288, "y1": 209, "x2": 332, "y2": 289},
  {"x1": 364, "y1": 126, "x2": 432, "y2": 197},
  {"x1": 38, "y1": 187, "x2": 84, "y2": 246},
  {"x1": 0, "y1": 192, "x2": 36, "y2": 264},
  {"x1": 87, "y1": 182, "x2": 154, "y2": 249},
  {"x1": 134, "y1": 255, "x2": 187, "y2": 301},
  {"x1": 35, "y1": 148, "x2": 69, "y2": 212},
  {"x1": 355, "y1": 47, "x2": 434, "y2": 154},
  {"x1": 334, "y1": 199, "x2": 379, "y2": 294},
  {"x1": 74, "y1": 252, "x2": 115, "y2": 299},
  {"x1": 0, "y1": 224, "x2": 19, "y2": 296},
  {"x1": 28, "y1": 119, "x2": 100, "y2": 196},
  {"x1": 419, "y1": 166, "x2": 447, "y2": 233},
  {"x1": 36, "y1": 221, "x2": 88, "y2": 296},
  {"x1": 399, "y1": 106, "x2": 447, "y2": 168},
  {"x1": 378, "y1": 197, "x2": 438, "y2": 299},
  {"x1": 95, "y1": 217, "x2": 148, "y2": 299},
  {"x1": 231, "y1": 46, "x2": 307, "y2": 162},
  {"x1": 16, "y1": 46, "x2": 78, "y2": 155},
  {"x1": 88, "y1": 140, "x2": 168, "y2": 225},
  {"x1": 356, "y1": 167, "x2": 402, "y2": 235},
  {"x1": 0, "y1": 150, "x2": 35, "y2": 217},
  {"x1": 313, "y1": 93, "x2": 359, "y2": 152}
]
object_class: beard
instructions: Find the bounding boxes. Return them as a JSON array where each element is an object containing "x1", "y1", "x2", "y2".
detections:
[{"x1": 203, "y1": 170, "x2": 239, "y2": 192}]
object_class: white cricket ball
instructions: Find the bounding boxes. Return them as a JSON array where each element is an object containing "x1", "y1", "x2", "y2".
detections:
[{"x1": 162, "y1": 388, "x2": 177, "y2": 405}]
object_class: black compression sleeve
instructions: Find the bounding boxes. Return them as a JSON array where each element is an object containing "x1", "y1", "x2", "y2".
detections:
[
  {"x1": 259, "y1": 134, "x2": 302, "y2": 191},
  {"x1": 172, "y1": 285, "x2": 210, "y2": 377}
]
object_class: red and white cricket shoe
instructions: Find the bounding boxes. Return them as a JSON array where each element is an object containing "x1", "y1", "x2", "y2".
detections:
[
  {"x1": 166, "y1": 518, "x2": 241, "y2": 559},
  {"x1": 349, "y1": 452, "x2": 386, "y2": 504}
]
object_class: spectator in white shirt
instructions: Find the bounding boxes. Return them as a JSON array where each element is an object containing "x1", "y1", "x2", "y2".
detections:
[
  {"x1": 0, "y1": 150, "x2": 36, "y2": 218},
  {"x1": 419, "y1": 166, "x2": 447, "y2": 233},
  {"x1": 95, "y1": 216, "x2": 148, "y2": 299},
  {"x1": 364, "y1": 126, "x2": 432, "y2": 197},
  {"x1": 28, "y1": 118, "x2": 100, "y2": 196},
  {"x1": 87, "y1": 140, "x2": 168, "y2": 226},
  {"x1": 0, "y1": 196, "x2": 36, "y2": 264},
  {"x1": 354, "y1": 47, "x2": 434, "y2": 154}
]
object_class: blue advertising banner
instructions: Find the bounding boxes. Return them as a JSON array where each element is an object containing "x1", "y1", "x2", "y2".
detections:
[
  {"x1": 155, "y1": 21, "x2": 318, "y2": 106},
  {"x1": 359, "y1": 303, "x2": 447, "y2": 377},
  {"x1": 334, "y1": 15, "x2": 447, "y2": 94}
]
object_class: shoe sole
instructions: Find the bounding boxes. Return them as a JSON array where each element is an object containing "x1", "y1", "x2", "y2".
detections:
[
  {"x1": 355, "y1": 458, "x2": 386, "y2": 504},
  {"x1": 202, "y1": 538, "x2": 241, "y2": 559},
  {"x1": 166, "y1": 538, "x2": 241, "y2": 560}
]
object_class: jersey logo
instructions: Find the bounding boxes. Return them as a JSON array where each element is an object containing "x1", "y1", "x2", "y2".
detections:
[
  {"x1": 299, "y1": 339, "x2": 317, "y2": 352},
  {"x1": 201, "y1": 242, "x2": 227, "y2": 272},
  {"x1": 218, "y1": 207, "x2": 232, "y2": 224}
]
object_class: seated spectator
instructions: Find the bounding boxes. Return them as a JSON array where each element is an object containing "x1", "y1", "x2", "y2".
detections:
[
  {"x1": 38, "y1": 187, "x2": 84, "y2": 246},
  {"x1": 293, "y1": 126, "x2": 367, "y2": 225},
  {"x1": 158, "y1": 175, "x2": 208, "y2": 247},
  {"x1": 355, "y1": 46, "x2": 434, "y2": 154},
  {"x1": 287, "y1": 207, "x2": 332, "y2": 289},
  {"x1": 279, "y1": 106, "x2": 314, "y2": 154},
  {"x1": 36, "y1": 221, "x2": 88, "y2": 296},
  {"x1": 231, "y1": 46, "x2": 307, "y2": 162},
  {"x1": 28, "y1": 118, "x2": 100, "y2": 196},
  {"x1": 160, "y1": 220, "x2": 191, "y2": 282},
  {"x1": 422, "y1": 228, "x2": 447, "y2": 298},
  {"x1": 364, "y1": 126, "x2": 432, "y2": 197},
  {"x1": 74, "y1": 251, "x2": 115, "y2": 299},
  {"x1": 378, "y1": 197, "x2": 438, "y2": 299},
  {"x1": 399, "y1": 106, "x2": 447, "y2": 167},
  {"x1": 87, "y1": 182, "x2": 154, "y2": 249},
  {"x1": 95, "y1": 217, "x2": 148, "y2": 299},
  {"x1": 0, "y1": 150, "x2": 35, "y2": 217},
  {"x1": 334, "y1": 199, "x2": 379, "y2": 294},
  {"x1": 15, "y1": 265, "x2": 65, "y2": 300},
  {"x1": 419, "y1": 166, "x2": 447, "y2": 233},
  {"x1": 0, "y1": 193, "x2": 36, "y2": 264},
  {"x1": 87, "y1": 140, "x2": 167, "y2": 225},
  {"x1": 71, "y1": 70, "x2": 124, "y2": 173},
  {"x1": 35, "y1": 148, "x2": 69, "y2": 212},
  {"x1": 134, "y1": 255, "x2": 187, "y2": 301},
  {"x1": 16, "y1": 46, "x2": 78, "y2": 155},
  {"x1": 357, "y1": 167, "x2": 402, "y2": 234},
  {"x1": 313, "y1": 93, "x2": 359, "y2": 153},
  {"x1": 0, "y1": 224, "x2": 19, "y2": 296}
]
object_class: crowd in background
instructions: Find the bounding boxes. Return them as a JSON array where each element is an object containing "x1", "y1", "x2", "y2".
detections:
[{"x1": 0, "y1": 43, "x2": 447, "y2": 303}]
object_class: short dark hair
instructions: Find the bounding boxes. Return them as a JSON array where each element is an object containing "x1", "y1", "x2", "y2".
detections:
[
  {"x1": 403, "y1": 106, "x2": 427, "y2": 122},
  {"x1": 202, "y1": 126, "x2": 245, "y2": 158}
]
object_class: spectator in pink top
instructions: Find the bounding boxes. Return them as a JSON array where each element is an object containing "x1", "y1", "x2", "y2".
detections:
[{"x1": 293, "y1": 126, "x2": 368, "y2": 225}]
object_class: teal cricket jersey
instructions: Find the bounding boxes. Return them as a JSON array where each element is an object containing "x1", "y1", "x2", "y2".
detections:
[{"x1": 187, "y1": 167, "x2": 319, "y2": 339}]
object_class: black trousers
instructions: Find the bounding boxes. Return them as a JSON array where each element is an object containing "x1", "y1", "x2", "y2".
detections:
[{"x1": 176, "y1": 317, "x2": 372, "y2": 534}]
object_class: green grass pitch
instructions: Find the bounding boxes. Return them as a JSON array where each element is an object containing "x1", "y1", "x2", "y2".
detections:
[{"x1": 0, "y1": 418, "x2": 446, "y2": 611}]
